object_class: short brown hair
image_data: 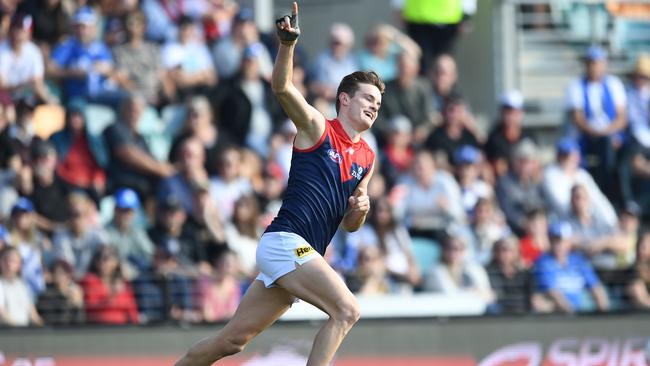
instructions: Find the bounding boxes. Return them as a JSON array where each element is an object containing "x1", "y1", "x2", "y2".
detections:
[{"x1": 335, "y1": 71, "x2": 385, "y2": 113}]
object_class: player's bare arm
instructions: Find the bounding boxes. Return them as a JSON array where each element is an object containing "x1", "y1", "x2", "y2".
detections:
[
  {"x1": 271, "y1": 2, "x2": 326, "y2": 149},
  {"x1": 342, "y1": 162, "x2": 375, "y2": 232}
]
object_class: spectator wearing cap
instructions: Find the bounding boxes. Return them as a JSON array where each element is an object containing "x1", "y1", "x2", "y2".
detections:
[
  {"x1": 310, "y1": 22, "x2": 359, "y2": 104},
  {"x1": 213, "y1": 43, "x2": 285, "y2": 153},
  {"x1": 36, "y1": 259, "x2": 84, "y2": 325},
  {"x1": 18, "y1": 140, "x2": 70, "y2": 233},
  {"x1": 454, "y1": 145, "x2": 493, "y2": 216},
  {"x1": 379, "y1": 115, "x2": 414, "y2": 188},
  {"x1": 486, "y1": 236, "x2": 530, "y2": 314},
  {"x1": 212, "y1": 7, "x2": 273, "y2": 81},
  {"x1": 103, "y1": 93, "x2": 175, "y2": 200},
  {"x1": 168, "y1": 96, "x2": 229, "y2": 175},
  {"x1": 532, "y1": 221, "x2": 609, "y2": 314},
  {"x1": 133, "y1": 234, "x2": 195, "y2": 323},
  {"x1": 50, "y1": 102, "x2": 106, "y2": 202},
  {"x1": 627, "y1": 54, "x2": 650, "y2": 149},
  {"x1": 147, "y1": 194, "x2": 193, "y2": 268},
  {"x1": 0, "y1": 246, "x2": 43, "y2": 326},
  {"x1": 424, "y1": 95, "x2": 481, "y2": 168},
  {"x1": 377, "y1": 51, "x2": 436, "y2": 145},
  {"x1": 627, "y1": 230, "x2": 650, "y2": 310},
  {"x1": 565, "y1": 184, "x2": 628, "y2": 269},
  {"x1": 542, "y1": 137, "x2": 617, "y2": 225},
  {"x1": 52, "y1": 192, "x2": 108, "y2": 279},
  {"x1": 48, "y1": 6, "x2": 120, "y2": 104},
  {"x1": 0, "y1": 13, "x2": 51, "y2": 103},
  {"x1": 7, "y1": 197, "x2": 47, "y2": 298},
  {"x1": 564, "y1": 45, "x2": 627, "y2": 199},
  {"x1": 485, "y1": 90, "x2": 535, "y2": 177},
  {"x1": 394, "y1": 149, "x2": 465, "y2": 244},
  {"x1": 495, "y1": 139, "x2": 546, "y2": 236},
  {"x1": 162, "y1": 15, "x2": 217, "y2": 99},
  {"x1": 112, "y1": 10, "x2": 174, "y2": 107},
  {"x1": 158, "y1": 137, "x2": 208, "y2": 214},
  {"x1": 357, "y1": 24, "x2": 421, "y2": 83},
  {"x1": 104, "y1": 188, "x2": 155, "y2": 280},
  {"x1": 423, "y1": 231, "x2": 495, "y2": 304}
]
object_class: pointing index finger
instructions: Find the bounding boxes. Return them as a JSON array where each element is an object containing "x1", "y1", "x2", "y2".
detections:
[{"x1": 293, "y1": 2, "x2": 298, "y2": 16}]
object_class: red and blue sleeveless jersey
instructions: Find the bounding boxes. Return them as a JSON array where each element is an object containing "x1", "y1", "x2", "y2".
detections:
[{"x1": 265, "y1": 119, "x2": 375, "y2": 255}]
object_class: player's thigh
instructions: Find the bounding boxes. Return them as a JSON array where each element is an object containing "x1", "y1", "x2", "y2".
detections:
[
  {"x1": 275, "y1": 256, "x2": 357, "y2": 318},
  {"x1": 219, "y1": 280, "x2": 295, "y2": 341}
]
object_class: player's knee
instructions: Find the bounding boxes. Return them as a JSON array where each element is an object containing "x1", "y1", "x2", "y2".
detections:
[{"x1": 332, "y1": 298, "x2": 360, "y2": 328}]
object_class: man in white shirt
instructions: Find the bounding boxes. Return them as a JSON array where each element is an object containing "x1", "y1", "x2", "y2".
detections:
[
  {"x1": 542, "y1": 138, "x2": 617, "y2": 227},
  {"x1": 0, "y1": 13, "x2": 50, "y2": 102},
  {"x1": 564, "y1": 45, "x2": 626, "y2": 199}
]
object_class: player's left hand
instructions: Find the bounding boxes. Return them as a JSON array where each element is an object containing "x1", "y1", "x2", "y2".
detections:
[
  {"x1": 348, "y1": 187, "x2": 370, "y2": 213},
  {"x1": 275, "y1": 2, "x2": 300, "y2": 45}
]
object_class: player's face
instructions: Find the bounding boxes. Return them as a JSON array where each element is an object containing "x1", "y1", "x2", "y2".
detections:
[{"x1": 346, "y1": 83, "x2": 381, "y2": 132}]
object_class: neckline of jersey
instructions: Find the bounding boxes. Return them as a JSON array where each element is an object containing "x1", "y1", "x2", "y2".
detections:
[{"x1": 331, "y1": 118, "x2": 364, "y2": 147}]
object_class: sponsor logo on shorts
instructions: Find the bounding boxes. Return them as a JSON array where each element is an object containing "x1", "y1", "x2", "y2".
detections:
[
  {"x1": 327, "y1": 148, "x2": 342, "y2": 164},
  {"x1": 294, "y1": 245, "x2": 315, "y2": 258}
]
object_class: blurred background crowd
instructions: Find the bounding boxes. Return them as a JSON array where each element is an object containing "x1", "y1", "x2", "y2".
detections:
[{"x1": 1, "y1": 0, "x2": 650, "y2": 327}]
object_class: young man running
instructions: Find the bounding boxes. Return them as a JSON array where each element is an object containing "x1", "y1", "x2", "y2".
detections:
[{"x1": 174, "y1": 3, "x2": 384, "y2": 365}]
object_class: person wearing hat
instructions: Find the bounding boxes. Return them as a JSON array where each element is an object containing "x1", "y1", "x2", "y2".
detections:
[
  {"x1": 8, "y1": 197, "x2": 47, "y2": 298},
  {"x1": 311, "y1": 22, "x2": 359, "y2": 104},
  {"x1": 495, "y1": 138, "x2": 546, "y2": 236},
  {"x1": 454, "y1": 144, "x2": 493, "y2": 216},
  {"x1": 627, "y1": 53, "x2": 650, "y2": 147},
  {"x1": 212, "y1": 7, "x2": 273, "y2": 81},
  {"x1": 0, "y1": 12, "x2": 51, "y2": 103},
  {"x1": 564, "y1": 45, "x2": 627, "y2": 199},
  {"x1": 485, "y1": 90, "x2": 536, "y2": 177},
  {"x1": 161, "y1": 15, "x2": 216, "y2": 98},
  {"x1": 542, "y1": 137, "x2": 617, "y2": 226},
  {"x1": 49, "y1": 6, "x2": 118, "y2": 103},
  {"x1": 147, "y1": 193, "x2": 192, "y2": 266},
  {"x1": 532, "y1": 220, "x2": 609, "y2": 314},
  {"x1": 104, "y1": 188, "x2": 154, "y2": 280}
]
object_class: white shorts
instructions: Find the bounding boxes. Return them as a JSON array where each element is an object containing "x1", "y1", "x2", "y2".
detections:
[{"x1": 255, "y1": 231, "x2": 321, "y2": 288}]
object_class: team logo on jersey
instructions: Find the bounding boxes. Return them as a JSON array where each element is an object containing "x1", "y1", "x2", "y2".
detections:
[
  {"x1": 350, "y1": 164, "x2": 364, "y2": 180},
  {"x1": 294, "y1": 245, "x2": 315, "y2": 258},
  {"x1": 327, "y1": 148, "x2": 342, "y2": 164}
]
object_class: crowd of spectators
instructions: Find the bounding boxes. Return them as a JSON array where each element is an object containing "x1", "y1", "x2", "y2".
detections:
[{"x1": 0, "y1": 0, "x2": 649, "y2": 327}]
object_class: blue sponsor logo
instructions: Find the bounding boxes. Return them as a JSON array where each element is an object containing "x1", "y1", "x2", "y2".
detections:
[{"x1": 350, "y1": 164, "x2": 364, "y2": 180}]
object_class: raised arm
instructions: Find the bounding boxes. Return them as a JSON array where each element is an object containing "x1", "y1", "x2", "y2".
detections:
[{"x1": 271, "y1": 2, "x2": 326, "y2": 149}]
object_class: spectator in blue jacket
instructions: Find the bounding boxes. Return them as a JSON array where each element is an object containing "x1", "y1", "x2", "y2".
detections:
[{"x1": 532, "y1": 221, "x2": 609, "y2": 314}]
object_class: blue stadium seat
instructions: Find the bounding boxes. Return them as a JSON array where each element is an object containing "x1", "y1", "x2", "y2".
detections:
[{"x1": 410, "y1": 237, "x2": 441, "y2": 277}]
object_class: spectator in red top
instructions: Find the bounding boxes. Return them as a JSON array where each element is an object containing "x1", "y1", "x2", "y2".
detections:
[
  {"x1": 519, "y1": 208, "x2": 550, "y2": 268},
  {"x1": 80, "y1": 245, "x2": 139, "y2": 324},
  {"x1": 50, "y1": 103, "x2": 106, "y2": 202}
]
